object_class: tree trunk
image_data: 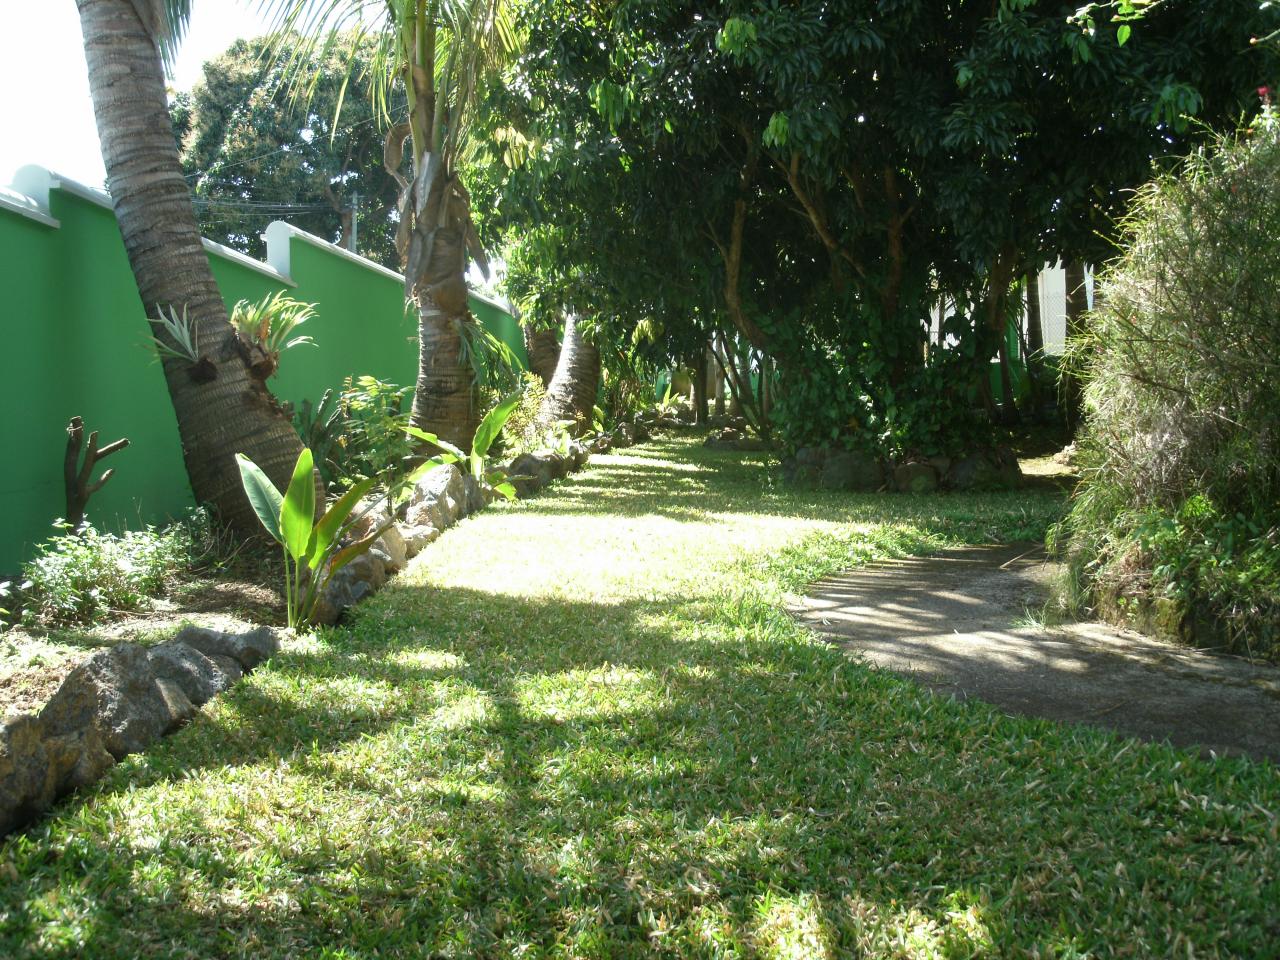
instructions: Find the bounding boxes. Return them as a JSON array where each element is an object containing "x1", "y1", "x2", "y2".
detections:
[
  {"x1": 1024, "y1": 271, "x2": 1045, "y2": 416},
  {"x1": 76, "y1": 0, "x2": 307, "y2": 531},
  {"x1": 691, "y1": 353, "x2": 708, "y2": 425},
  {"x1": 523, "y1": 324, "x2": 560, "y2": 388},
  {"x1": 538, "y1": 314, "x2": 600, "y2": 433},
  {"x1": 1026, "y1": 271, "x2": 1044, "y2": 357},
  {"x1": 712, "y1": 345, "x2": 726, "y2": 418},
  {"x1": 1063, "y1": 260, "x2": 1089, "y2": 429},
  {"x1": 408, "y1": 224, "x2": 480, "y2": 450}
]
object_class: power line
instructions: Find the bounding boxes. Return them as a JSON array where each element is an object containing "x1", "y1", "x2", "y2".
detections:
[{"x1": 182, "y1": 111, "x2": 405, "y2": 182}]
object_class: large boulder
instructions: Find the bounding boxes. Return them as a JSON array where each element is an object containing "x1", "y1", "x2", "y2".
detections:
[
  {"x1": 0, "y1": 716, "x2": 116, "y2": 837},
  {"x1": 893, "y1": 461, "x2": 940, "y2": 494},
  {"x1": 947, "y1": 448, "x2": 1023, "y2": 491},
  {"x1": 406, "y1": 464, "x2": 465, "y2": 529},
  {"x1": 148, "y1": 639, "x2": 242, "y2": 706},
  {"x1": 39, "y1": 644, "x2": 185, "y2": 760},
  {"x1": 312, "y1": 551, "x2": 387, "y2": 626},
  {"x1": 174, "y1": 625, "x2": 280, "y2": 672},
  {"x1": 821, "y1": 451, "x2": 884, "y2": 492}
]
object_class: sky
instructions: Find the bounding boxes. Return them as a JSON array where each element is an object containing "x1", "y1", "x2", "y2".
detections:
[{"x1": 0, "y1": 2, "x2": 277, "y2": 189}]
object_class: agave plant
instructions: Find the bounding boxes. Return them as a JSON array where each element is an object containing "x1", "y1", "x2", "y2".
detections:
[{"x1": 149, "y1": 304, "x2": 201, "y2": 363}]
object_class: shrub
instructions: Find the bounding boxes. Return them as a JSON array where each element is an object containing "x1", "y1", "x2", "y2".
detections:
[
  {"x1": 295, "y1": 376, "x2": 415, "y2": 491},
  {"x1": 16, "y1": 520, "x2": 199, "y2": 626},
  {"x1": 1053, "y1": 115, "x2": 1280, "y2": 657}
]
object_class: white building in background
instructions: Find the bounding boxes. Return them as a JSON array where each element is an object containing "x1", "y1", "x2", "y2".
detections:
[{"x1": 928, "y1": 262, "x2": 1094, "y2": 356}]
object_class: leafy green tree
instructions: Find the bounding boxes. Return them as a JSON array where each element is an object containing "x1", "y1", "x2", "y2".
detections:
[
  {"x1": 473, "y1": 0, "x2": 1277, "y2": 455},
  {"x1": 74, "y1": 0, "x2": 307, "y2": 532},
  {"x1": 174, "y1": 35, "x2": 408, "y2": 269}
]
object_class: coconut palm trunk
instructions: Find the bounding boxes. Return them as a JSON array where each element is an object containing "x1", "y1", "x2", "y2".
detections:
[
  {"x1": 538, "y1": 314, "x2": 600, "y2": 433},
  {"x1": 523, "y1": 324, "x2": 561, "y2": 388},
  {"x1": 76, "y1": 0, "x2": 307, "y2": 531}
]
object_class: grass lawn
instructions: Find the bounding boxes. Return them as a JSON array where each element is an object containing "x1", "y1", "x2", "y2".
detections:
[{"x1": 3, "y1": 436, "x2": 1277, "y2": 958}]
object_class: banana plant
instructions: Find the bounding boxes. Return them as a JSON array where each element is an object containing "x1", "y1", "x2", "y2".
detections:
[
  {"x1": 403, "y1": 391, "x2": 522, "y2": 501},
  {"x1": 236, "y1": 448, "x2": 390, "y2": 628}
]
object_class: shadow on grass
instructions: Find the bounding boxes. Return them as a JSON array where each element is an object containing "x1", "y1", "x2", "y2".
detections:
[{"x1": 3, "y1": 438, "x2": 1276, "y2": 957}]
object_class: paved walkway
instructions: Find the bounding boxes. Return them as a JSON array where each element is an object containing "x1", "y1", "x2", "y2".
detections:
[{"x1": 793, "y1": 544, "x2": 1280, "y2": 763}]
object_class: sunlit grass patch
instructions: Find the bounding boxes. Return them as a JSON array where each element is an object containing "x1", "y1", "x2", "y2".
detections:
[{"x1": 3, "y1": 436, "x2": 1277, "y2": 958}]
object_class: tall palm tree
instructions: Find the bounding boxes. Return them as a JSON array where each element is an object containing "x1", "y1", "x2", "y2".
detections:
[
  {"x1": 75, "y1": 0, "x2": 308, "y2": 531},
  {"x1": 266, "y1": 0, "x2": 517, "y2": 449}
]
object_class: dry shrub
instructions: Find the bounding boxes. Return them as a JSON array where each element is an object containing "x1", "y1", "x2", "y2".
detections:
[{"x1": 1054, "y1": 116, "x2": 1280, "y2": 657}]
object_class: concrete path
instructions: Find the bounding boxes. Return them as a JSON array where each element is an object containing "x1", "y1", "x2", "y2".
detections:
[{"x1": 793, "y1": 544, "x2": 1280, "y2": 763}]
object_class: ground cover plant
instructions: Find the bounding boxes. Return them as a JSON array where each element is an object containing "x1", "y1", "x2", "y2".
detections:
[{"x1": 2, "y1": 436, "x2": 1277, "y2": 957}]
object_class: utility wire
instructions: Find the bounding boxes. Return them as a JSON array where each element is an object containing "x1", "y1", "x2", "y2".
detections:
[{"x1": 182, "y1": 110, "x2": 406, "y2": 182}]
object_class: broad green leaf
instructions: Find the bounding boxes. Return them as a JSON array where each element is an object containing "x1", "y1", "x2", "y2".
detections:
[
  {"x1": 308, "y1": 476, "x2": 377, "y2": 570},
  {"x1": 492, "y1": 480, "x2": 517, "y2": 501},
  {"x1": 1117, "y1": 24, "x2": 1131, "y2": 45},
  {"x1": 280, "y1": 448, "x2": 316, "y2": 562},
  {"x1": 404, "y1": 425, "x2": 467, "y2": 462},
  {"x1": 404, "y1": 453, "x2": 460, "y2": 486},
  {"x1": 473, "y1": 392, "x2": 522, "y2": 457},
  {"x1": 327, "y1": 523, "x2": 390, "y2": 577},
  {"x1": 235, "y1": 453, "x2": 284, "y2": 543}
]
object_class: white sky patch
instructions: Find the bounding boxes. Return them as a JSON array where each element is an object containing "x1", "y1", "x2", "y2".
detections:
[{"x1": 1, "y1": 1, "x2": 277, "y2": 188}]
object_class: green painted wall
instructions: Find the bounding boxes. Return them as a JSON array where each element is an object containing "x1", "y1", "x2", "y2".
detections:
[{"x1": 0, "y1": 172, "x2": 523, "y2": 573}]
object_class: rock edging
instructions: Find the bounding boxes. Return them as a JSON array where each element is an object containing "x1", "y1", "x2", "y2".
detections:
[
  {"x1": 1, "y1": 625, "x2": 279, "y2": 837},
  {"x1": 313, "y1": 439, "x2": 595, "y2": 625},
  {"x1": 780, "y1": 445, "x2": 1022, "y2": 493}
]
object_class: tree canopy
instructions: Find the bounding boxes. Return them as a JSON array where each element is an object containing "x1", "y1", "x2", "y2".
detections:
[
  {"x1": 172, "y1": 34, "x2": 407, "y2": 269},
  {"x1": 470, "y1": 0, "x2": 1278, "y2": 453}
]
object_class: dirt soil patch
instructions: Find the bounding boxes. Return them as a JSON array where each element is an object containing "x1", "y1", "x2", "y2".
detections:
[
  {"x1": 1, "y1": 572, "x2": 282, "y2": 719},
  {"x1": 793, "y1": 543, "x2": 1280, "y2": 763}
]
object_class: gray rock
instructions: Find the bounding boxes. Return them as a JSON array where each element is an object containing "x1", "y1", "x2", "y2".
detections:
[
  {"x1": 401, "y1": 524, "x2": 441, "y2": 558},
  {"x1": 589, "y1": 435, "x2": 612, "y2": 454},
  {"x1": 314, "y1": 549, "x2": 388, "y2": 625},
  {"x1": 148, "y1": 640, "x2": 238, "y2": 706},
  {"x1": 509, "y1": 453, "x2": 557, "y2": 494},
  {"x1": 39, "y1": 644, "x2": 179, "y2": 760},
  {"x1": 1, "y1": 714, "x2": 118, "y2": 837},
  {"x1": 174, "y1": 625, "x2": 280, "y2": 671},
  {"x1": 821, "y1": 451, "x2": 883, "y2": 492},
  {"x1": 795, "y1": 446, "x2": 829, "y2": 468},
  {"x1": 346, "y1": 496, "x2": 394, "y2": 542},
  {"x1": 947, "y1": 448, "x2": 1023, "y2": 491},
  {"x1": 534, "y1": 451, "x2": 569, "y2": 480},
  {"x1": 461, "y1": 474, "x2": 487, "y2": 516},
  {"x1": 632, "y1": 422, "x2": 651, "y2": 443},
  {"x1": 565, "y1": 442, "x2": 590, "y2": 471},
  {"x1": 893, "y1": 461, "x2": 940, "y2": 494},
  {"x1": 374, "y1": 524, "x2": 408, "y2": 574},
  {"x1": 407, "y1": 464, "x2": 465, "y2": 528}
]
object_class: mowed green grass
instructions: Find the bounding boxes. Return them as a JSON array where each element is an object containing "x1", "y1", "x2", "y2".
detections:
[{"x1": 3, "y1": 437, "x2": 1277, "y2": 958}]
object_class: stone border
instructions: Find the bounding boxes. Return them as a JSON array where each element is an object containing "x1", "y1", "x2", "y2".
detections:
[
  {"x1": 1, "y1": 625, "x2": 279, "y2": 836},
  {"x1": 313, "y1": 437, "x2": 596, "y2": 625},
  {"x1": 0, "y1": 425, "x2": 650, "y2": 837}
]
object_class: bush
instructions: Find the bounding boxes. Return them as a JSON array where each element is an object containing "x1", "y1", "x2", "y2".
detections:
[
  {"x1": 14, "y1": 519, "x2": 203, "y2": 626},
  {"x1": 1054, "y1": 115, "x2": 1280, "y2": 657},
  {"x1": 295, "y1": 376, "x2": 415, "y2": 491}
]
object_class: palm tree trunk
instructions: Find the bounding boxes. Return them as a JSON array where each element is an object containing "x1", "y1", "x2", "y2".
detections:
[
  {"x1": 408, "y1": 226, "x2": 480, "y2": 449},
  {"x1": 523, "y1": 324, "x2": 561, "y2": 388},
  {"x1": 76, "y1": 0, "x2": 307, "y2": 531},
  {"x1": 538, "y1": 314, "x2": 600, "y2": 433}
]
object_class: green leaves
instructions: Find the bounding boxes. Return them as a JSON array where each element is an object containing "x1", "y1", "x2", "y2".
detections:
[
  {"x1": 235, "y1": 454, "x2": 284, "y2": 543},
  {"x1": 281, "y1": 448, "x2": 317, "y2": 562},
  {"x1": 763, "y1": 112, "x2": 789, "y2": 148}
]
